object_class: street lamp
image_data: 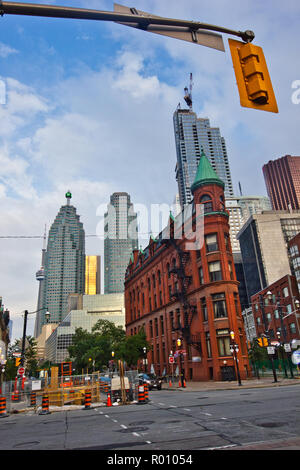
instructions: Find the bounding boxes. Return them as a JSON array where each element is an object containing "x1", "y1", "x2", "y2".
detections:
[
  {"x1": 258, "y1": 294, "x2": 278, "y2": 383},
  {"x1": 229, "y1": 331, "x2": 242, "y2": 386},
  {"x1": 143, "y1": 347, "x2": 147, "y2": 373},
  {"x1": 20, "y1": 308, "x2": 50, "y2": 368},
  {"x1": 177, "y1": 338, "x2": 186, "y2": 388}
]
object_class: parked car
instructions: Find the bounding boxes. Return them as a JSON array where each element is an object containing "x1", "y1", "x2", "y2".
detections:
[{"x1": 137, "y1": 373, "x2": 162, "y2": 390}]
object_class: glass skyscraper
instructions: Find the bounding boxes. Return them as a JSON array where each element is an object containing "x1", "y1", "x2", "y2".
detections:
[
  {"x1": 85, "y1": 255, "x2": 101, "y2": 295},
  {"x1": 104, "y1": 192, "x2": 138, "y2": 294},
  {"x1": 35, "y1": 192, "x2": 85, "y2": 336},
  {"x1": 174, "y1": 108, "x2": 234, "y2": 207}
]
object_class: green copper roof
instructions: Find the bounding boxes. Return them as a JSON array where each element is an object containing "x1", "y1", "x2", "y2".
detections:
[
  {"x1": 191, "y1": 150, "x2": 224, "y2": 193},
  {"x1": 65, "y1": 191, "x2": 72, "y2": 199}
]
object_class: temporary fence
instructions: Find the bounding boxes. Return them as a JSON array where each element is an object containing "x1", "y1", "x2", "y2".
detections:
[{"x1": 0, "y1": 370, "x2": 141, "y2": 414}]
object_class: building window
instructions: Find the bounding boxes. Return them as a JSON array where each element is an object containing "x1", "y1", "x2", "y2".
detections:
[
  {"x1": 199, "y1": 266, "x2": 204, "y2": 284},
  {"x1": 205, "y1": 332, "x2": 212, "y2": 358},
  {"x1": 224, "y1": 233, "x2": 230, "y2": 251},
  {"x1": 154, "y1": 318, "x2": 158, "y2": 336},
  {"x1": 228, "y1": 262, "x2": 234, "y2": 280},
  {"x1": 205, "y1": 233, "x2": 218, "y2": 252},
  {"x1": 290, "y1": 323, "x2": 297, "y2": 334},
  {"x1": 149, "y1": 320, "x2": 153, "y2": 338},
  {"x1": 216, "y1": 329, "x2": 231, "y2": 356},
  {"x1": 208, "y1": 261, "x2": 222, "y2": 282},
  {"x1": 283, "y1": 287, "x2": 289, "y2": 298},
  {"x1": 170, "y1": 311, "x2": 174, "y2": 331},
  {"x1": 176, "y1": 309, "x2": 181, "y2": 329},
  {"x1": 160, "y1": 315, "x2": 164, "y2": 335},
  {"x1": 201, "y1": 297, "x2": 208, "y2": 321},
  {"x1": 212, "y1": 293, "x2": 227, "y2": 318},
  {"x1": 200, "y1": 194, "x2": 213, "y2": 213}
]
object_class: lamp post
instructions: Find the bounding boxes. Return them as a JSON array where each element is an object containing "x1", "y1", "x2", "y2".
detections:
[
  {"x1": 143, "y1": 347, "x2": 147, "y2": 373},
  {"x1": 229, "y1": 331, "x2": 242, "y2": 386},
  {"x1": 111, "y1": 351, "x2": 115, "y2": 377},
  {"x1": 258, "y1": 293, "x2": 278, "y2": 383},
  {"x1": 20, "y1": 308, "x2": 50, "y2": 368},
  {"x1": 177, "y1": 338, "x2": 185, "y2": 387},
  {"x1": 266, "y1": 291, "x2": 294, "y2": 379}
]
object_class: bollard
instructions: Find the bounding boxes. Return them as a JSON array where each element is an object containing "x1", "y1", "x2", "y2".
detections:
[
  {"x1": 30, "y1": 392, "x2": 37, "y2": 407},
  {"x1": 83, "y1": 389, "x2": 91, "y2": 410},
  {"x1": 137, "y1": 384, "x2": 146, "y2": 405},
  {"x1": 39, "y1": 395, "x2": 51, "y2": 415},
  {"x1": 0, "y1": 397, "x2": 8, "y2": 418}
]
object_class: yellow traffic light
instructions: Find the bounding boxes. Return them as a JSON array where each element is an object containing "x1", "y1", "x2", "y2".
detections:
[
  {"x1": 15, "y1": 357, "x2": 21, "y2": 366},
  {"x1": 263, "y1": 337, "x2": 269, "y2": 347},
  {"x1": 257, "y1": 338, "x2": 263, "y2": 347},
  {"x1": 228, "y1": 39, "x2": 278, "y2": 113}
]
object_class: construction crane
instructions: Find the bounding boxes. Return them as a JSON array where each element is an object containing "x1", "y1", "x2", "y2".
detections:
[{"x1": 184, "y1": 73, "x2": 193, "y2": 110}]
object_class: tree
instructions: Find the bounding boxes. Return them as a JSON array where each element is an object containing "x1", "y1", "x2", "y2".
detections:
[{"x1": 117, "y1": 328, "x2": 151, "y2": 368}]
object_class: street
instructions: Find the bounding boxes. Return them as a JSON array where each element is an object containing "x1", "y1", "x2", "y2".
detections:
[{"x1": 1, "y1": 384, "x2": 300, "y2": 451}]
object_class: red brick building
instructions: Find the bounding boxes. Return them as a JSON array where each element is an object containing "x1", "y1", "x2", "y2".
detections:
[
  {"x1": 124, "y1": 152, "x2": 250, "y2": 382},
  {"x1": 263, "y1": 155, "x2": 300, "y2": 210},
  {"x1": 251, "y1": 274, "x2": 300, "y2": 342}
]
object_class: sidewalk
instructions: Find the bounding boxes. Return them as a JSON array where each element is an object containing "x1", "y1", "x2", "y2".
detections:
[{"x1": 164, "y1": 376, "x2": 300, "y2": 392}]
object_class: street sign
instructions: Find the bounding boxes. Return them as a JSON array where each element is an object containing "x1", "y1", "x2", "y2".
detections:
[
  {"x1": 17, "y1": 367, "x2": 25, "y2": 376},
  {"x1": 169, "y1": 356, "x2": 174, "y2": 364},
  {"x1": 267, "y1": 347, "x2": 275, "y2": 355},
  {"x1": 291, "y1": 350, "x2": 300, "y2": 365},
  {"x1": 284, "y1": 343, "x2": 292, "y2": 353}
]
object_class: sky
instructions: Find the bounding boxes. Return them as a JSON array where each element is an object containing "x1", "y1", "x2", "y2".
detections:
[{"x1": 0, "y1": 0, "x2": 300, "y2": 340}]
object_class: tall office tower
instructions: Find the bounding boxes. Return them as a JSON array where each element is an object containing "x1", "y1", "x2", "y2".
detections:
[
  {"x1": 263, "y1": 155, "x2": 300, "y2": 210},
  {"x1": 85, "y1": 255, "x2": 101, "y2": 295},
  {"x1": 36, "y1": 192, "x2": 85, "y2": 336},
  {"x1": 174, "y1": 108, "x2": 234, "y2": 207},
  {"x1": 104, "y1": 192, "x2": 138, "y2": 294},
  {"x1": 225, "y1": 195, "x2": 271, "y2": 253}
]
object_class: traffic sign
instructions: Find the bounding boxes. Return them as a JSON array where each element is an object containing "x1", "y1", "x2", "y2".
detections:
[
  {"x1": 291, "y1": 350, "x2": 300, "y2": 365},
  {"x1": 169, "y1": 356, "x2": 174, "y2": 364},
  {"x1": 17, "y1": 367, "x2": 25, "y2": 376}
]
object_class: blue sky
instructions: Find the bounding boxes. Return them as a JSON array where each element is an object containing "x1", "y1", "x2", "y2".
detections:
[{"x1": 0, "y1": 0, "x2": 300, "y2": 340}]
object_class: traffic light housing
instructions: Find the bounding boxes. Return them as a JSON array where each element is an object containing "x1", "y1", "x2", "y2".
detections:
[
  {"x1": 228, "y1": 39, "x2": 278, "y2": 113},
  {"x1": 257, "y1": 337, "x2": 269, "y2": 347}
]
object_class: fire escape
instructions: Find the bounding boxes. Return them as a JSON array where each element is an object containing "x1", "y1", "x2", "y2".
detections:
[{"x1": 162, "y1": 223, "x2": 202, "y2": 354}]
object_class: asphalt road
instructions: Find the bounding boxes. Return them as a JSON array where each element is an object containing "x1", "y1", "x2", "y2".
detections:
[{"x1": 1, "y1": 384, "x2": 300, "y2": 451}]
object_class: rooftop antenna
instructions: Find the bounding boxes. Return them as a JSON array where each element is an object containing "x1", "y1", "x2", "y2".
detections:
[{"x1": 184, "y1": 72, "x2": 193, "y2": 110}]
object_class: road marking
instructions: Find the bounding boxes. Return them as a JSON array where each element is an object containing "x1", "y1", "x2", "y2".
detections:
[
  {"x1": 105, "y1": 415, "x2": 110, "y2": 418},
  {"x1": 120, "y1": 424, "x2": 127, "y2": 429},
  {"x1": 112, "y1": 419, "x2": 118, "y2": 423},
  {"x1": 169, "y1": 405, "x2": 177, "y2": 408},
  {"x1": 206, "y1": 444, "x2": 237, "y2": 450},
  {"x1": 132, "y1": 432, "x2": 140, "y2": 437},
  {"x1": 184, "y1": 408, "x2": 191, "y2": 411},
  {"x1": 146, "y1": 441, "x2": 151, "y2": 444},
  {"x1": 158, "y1": 403, "x2": 165, "y2": 406}
]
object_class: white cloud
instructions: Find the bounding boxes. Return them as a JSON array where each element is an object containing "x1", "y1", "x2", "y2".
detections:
[{"x1": 0, "y1": 42, "x2": 18, "y2": 58}]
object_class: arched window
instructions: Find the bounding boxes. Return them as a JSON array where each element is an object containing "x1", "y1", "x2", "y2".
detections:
[{"x1": 200, "y1": 194, "x2": 213, "y2": 213}]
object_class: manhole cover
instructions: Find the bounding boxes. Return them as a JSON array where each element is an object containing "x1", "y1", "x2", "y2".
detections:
[
  {"x1": 118, "y1": 426, "x2": 148, "y2": 433},
  {"x1": 14, "y1": 441, "x2": 40, "y2": 448},
  {"x1": 258, "y1": 422, "x2": 286, "y2": 428}
]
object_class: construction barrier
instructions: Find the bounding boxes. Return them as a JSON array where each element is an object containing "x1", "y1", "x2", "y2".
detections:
[
  {"x1": 144, "y1": 383, "x2": 149, "y2": 402},
  {"x1": 30, "y1": 392, "x2": 36, "y2": 407},
  {"x1": 0, "y1": 397, "x2": 8, "y2": 418},
  {"x1": 83, "y1": 390, "x2": 91, "y2": 410},
  {"x1": 11, "y1": 390, "x2": 20, "y2": 402},
  {"x1": 137, "y1": 384, "x2": 146, "y2": 405},
  {"x1": 39, "y1": 395, "x2": 51, "y2": 415}
]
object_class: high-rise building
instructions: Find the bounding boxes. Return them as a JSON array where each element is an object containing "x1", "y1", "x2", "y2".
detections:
[
  {"x1": 34, "y1": 228, "x2": 47, "y2": 338},
  {"x1": 237, "y1": 210, "x2": 300, "y2": 304},
  {"x1": 85, "y1": 255, "x2": 101, "y2": 295},
  {"x1": 173, "y1": 108, "x2": 234, "y2": 207},
  {"x1": 225, "y1": 195, "x2": 271, "y2": 253},
  {"x1": 104, "y1": 192, "x2": 138, "y2": 294},
  {"x1": 263, "y1": 155, "x2": 300, "y2": 210},
  {"x1": 35, "y1": 192, "x2": 85, "y2": 337}
]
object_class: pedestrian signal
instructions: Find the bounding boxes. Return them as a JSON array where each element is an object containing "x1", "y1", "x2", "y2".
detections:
[{"x1": 228, "y1": 39, "x2": 278, "y2": 113}]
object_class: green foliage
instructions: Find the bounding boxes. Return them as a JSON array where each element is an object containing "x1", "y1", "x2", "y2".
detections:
[
  {"x1": 248, "y1": 338, "x2": 268, "y2": 363},
  {"x1": 67, "y1": 321, "x2": 150, "y2": 373}
]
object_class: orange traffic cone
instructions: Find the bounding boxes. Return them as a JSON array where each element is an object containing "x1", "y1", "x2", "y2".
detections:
[
  {"x1": 169, "y1": 379, "x2": 172, "y2": 387},
  {"x1": 183, "y1": 379, "x2": 186, "y2": 388},
  {"x1": 178, "y1": 379, "x2": 182, "y2": 387},
  {"x1": 106, "y1": 393, "x2": 112, "y2": 407}
]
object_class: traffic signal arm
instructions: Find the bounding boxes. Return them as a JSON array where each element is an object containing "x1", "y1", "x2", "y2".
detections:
[{"x1": 228, "y1": 39, "x2": 278, "y2": 113}]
